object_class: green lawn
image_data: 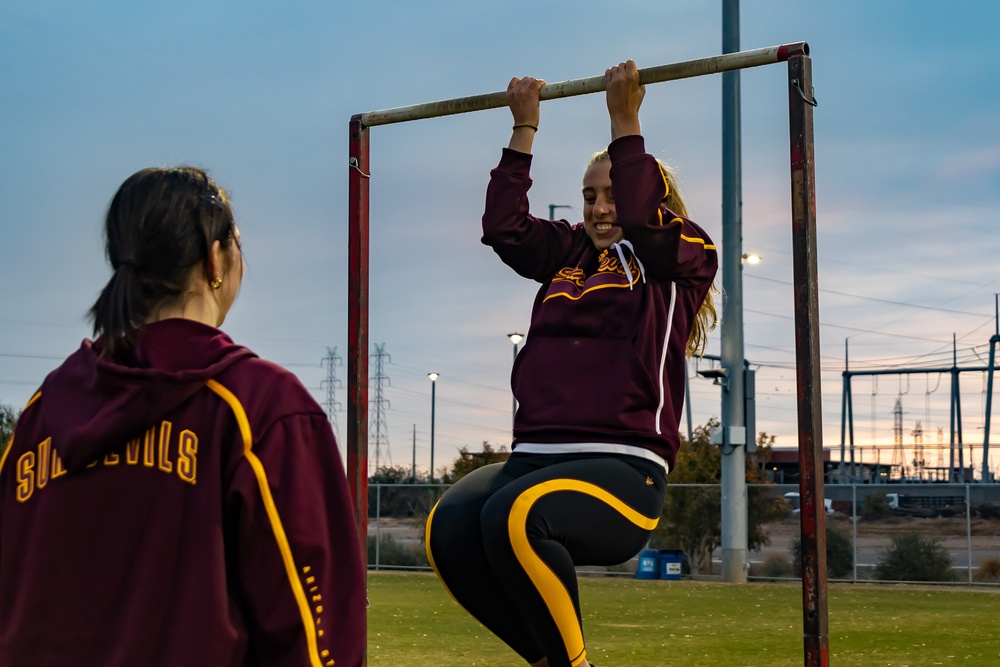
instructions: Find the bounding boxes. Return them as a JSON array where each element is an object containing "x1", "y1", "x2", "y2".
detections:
[{"x1": 367, "y1": 571, "x2": 1000, "y2": 666}]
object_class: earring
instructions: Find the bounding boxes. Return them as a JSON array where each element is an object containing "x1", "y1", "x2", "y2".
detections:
[{"x1": 210, "y1": 277, "x2": 223, "y2": 290}]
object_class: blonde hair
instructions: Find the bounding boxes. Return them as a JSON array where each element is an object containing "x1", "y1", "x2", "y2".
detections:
[{"x1": 587, "y1": 151, "x2": 718, "y2": 357}]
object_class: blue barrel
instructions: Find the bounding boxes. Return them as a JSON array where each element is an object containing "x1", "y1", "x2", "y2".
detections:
[
  {"x1": 659, "y1": 549, "x2": 683, "y2": 580},
  {"x1": 635, "y1": 548, "x2": 660, "y2": 580}
]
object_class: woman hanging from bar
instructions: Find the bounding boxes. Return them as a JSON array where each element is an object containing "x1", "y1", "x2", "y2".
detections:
[{"x1": 426, "y1": 60, "x2": 719, "y2": 667}]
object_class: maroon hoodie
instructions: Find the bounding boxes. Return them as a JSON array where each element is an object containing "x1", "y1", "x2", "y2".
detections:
[
  {"x1": 0, "y1": 318, "x2": 365, "y2": 667},
  {"x1": 482, "y1": 135, "x2": 718, "y2": 470}
]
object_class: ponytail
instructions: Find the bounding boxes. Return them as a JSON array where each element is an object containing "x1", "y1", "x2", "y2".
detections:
[{"x1": 89, "y1": 167, "x2": 235, "y2": 360}]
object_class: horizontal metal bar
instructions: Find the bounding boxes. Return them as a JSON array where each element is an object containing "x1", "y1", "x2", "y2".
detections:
[
  {"x1": 358, "y1": 42, "x2": 808, "y2": 127},
  {"x1": 844, "y1": 366, "x2": 995, "y2": 377}
]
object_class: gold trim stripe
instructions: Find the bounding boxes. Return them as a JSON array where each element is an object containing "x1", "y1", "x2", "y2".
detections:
[
  {"x1": 507, "y1": 479, "x2": 659, "y2": 667},
  {"x1": 0, "y1": 391, "x2": 41, "y2": 474},
  {"x1": 542, "y1": 275, "x2": 639, "y2": 303},
  {"x1": 425, "y1": 500, "x2": 466, "y2": 610},
  {"x1": 680, "y1": 232, "x2": 717, "y2": 250},
  {"x1": 205, "y1": 379, "x2": 324, "y2": 667}
]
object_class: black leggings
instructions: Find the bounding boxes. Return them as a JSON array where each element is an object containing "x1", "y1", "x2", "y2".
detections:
[{"x1": 425, "y1": 453, "x2": 666, "y2": 667}]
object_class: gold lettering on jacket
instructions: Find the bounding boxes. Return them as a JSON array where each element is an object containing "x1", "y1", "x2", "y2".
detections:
[{"x1": 14, "y1": 421, "x2": 199, "y2": 502}]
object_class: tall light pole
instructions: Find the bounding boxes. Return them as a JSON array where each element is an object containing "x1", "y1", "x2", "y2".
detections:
[
  {"x1": 548, "y1": 204, "x2": 572, "y2": 220},
  {"x1": 428, "y1": 372, "x2": 439, "y2": 481},
  {"x1": 720, "y1": 0, "x2": 748, "y2": 584},
  {"x1": 507, "y1": 333, "x2": 524, "y2": 429}
]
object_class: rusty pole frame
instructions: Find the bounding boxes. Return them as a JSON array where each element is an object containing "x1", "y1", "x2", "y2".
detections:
[
  {"x1": 347, "y1": 117, "x2": 370, "y2": 561},
  {"x1": 788, "y1": 55, "x2": 829, "y2": 666},
  {"x1": 348, "y1": 42, "x2": 827, "y2": 666}
]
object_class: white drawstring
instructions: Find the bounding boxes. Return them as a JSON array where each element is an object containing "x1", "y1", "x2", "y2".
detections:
[{"x1": 610, "y1": 240, "x2": 646, "y2": 290}]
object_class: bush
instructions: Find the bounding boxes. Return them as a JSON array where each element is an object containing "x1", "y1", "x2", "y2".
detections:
[
  {"x1": 862, "y1": 493, "x2": 892, "y2": 521},
  {"x1": 978, "y1": 503, "x2": 1000, "y2": 520},
  {"x1": 791, "y1": 522, "x2": 854, "y2": 579},
  {"x1": 874, "y1": 533, "x2": 956, "y2": 582},
  {"x1": 974, "y1": 556, "x2": 1000, "y2": 583},
  {"x1": 368, "y1": 533, "x2": 428, "y2": 569},
  {"x1": 751, "y1": 553, "x2": 793, "y2": 580}
]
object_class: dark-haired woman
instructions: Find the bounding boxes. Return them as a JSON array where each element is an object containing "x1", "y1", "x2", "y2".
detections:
[
  {"x1": 0, "y1": 168, "x2": 365, "y2": 667},
  {"x1": 426, "y1": 61, "x2": 719, "y2": 667}
]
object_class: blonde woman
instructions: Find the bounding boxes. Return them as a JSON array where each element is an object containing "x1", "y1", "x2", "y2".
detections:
[{"x1": 426, "y1": 61, "x2": 718, "y2": 667}]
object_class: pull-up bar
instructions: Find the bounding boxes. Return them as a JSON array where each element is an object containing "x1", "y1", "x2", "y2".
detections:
[
  {"x1": 357, "y1": 42, "x2": 808, "y2": 127},
  {"x1": 348, "y1": 41, "x2": 826, "y2": 667}
]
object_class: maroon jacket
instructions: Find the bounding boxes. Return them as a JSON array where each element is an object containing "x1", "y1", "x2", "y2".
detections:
[
  {"x1": 482, "y1": 135, "x2": 718, "y2": 470},
  {"x1": 0, "y1": 319, "x2": 365, "y2": 667}
]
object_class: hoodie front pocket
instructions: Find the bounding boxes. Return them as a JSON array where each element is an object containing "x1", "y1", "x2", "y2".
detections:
[{"x1": 512, "y1": 336, "x2": 659, "y2": 435}]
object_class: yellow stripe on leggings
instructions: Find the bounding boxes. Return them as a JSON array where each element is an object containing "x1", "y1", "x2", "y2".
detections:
[
  {"x1": 507, "y1": 479, "x2": 659, "y2": 667},
  {"x1": 425, "y1": 500, "x2": 466, "y2": 610}
]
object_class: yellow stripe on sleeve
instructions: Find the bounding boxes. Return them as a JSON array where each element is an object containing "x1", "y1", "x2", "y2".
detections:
[
  {"x1": 680, "y1": 232, "x2": 717, "y2": 250},
  {"x1": 205, "y1": 379, "x2": 325, "y2": 667},
  {"x1": 507, "y1": 479, "x2": 659, "y2": 667},
  {"x1": 0, "y1": 433, "x2": 13, "y2": 474},
  {"x1": 0, "y1": 391, "x2": 41, "y2": 474},
  {"x1": 24, "y1": 392, "x2": 41, "y2": 411}
]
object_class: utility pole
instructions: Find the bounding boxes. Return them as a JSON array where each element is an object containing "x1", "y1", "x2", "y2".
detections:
[
  {"x1": 321, "y1": 347, "x2": 343, "y2": 443},
  {"x1": 371, "y1": 343, "x2": 391, "y2": 473},
  {"x1": 982, "y1": 294, "x2": 999, "y2": 483},
  {"x1": 720, "y1": 0, "x2": 748, "y2": 584}
]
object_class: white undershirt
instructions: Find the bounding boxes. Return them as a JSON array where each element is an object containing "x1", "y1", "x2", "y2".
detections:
[{"x1": 513, "y1": 442, "x2": 669, "y2": 476}]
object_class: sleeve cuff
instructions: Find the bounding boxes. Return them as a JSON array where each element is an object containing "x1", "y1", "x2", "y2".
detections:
[
  {"x1": 497, "y1": 147, "x2": 534, "y2": 174},
  {"x1": 607, "y1": 135, "x2": 646, "y2": 163}
]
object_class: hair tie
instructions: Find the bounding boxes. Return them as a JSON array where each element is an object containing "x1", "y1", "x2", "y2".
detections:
[
  {"x1": 200, "y1": 193, "x2": 225, "y2": 210},
  {"x1": 115, "y1": 257, "x2": 138, "y2": 271}
]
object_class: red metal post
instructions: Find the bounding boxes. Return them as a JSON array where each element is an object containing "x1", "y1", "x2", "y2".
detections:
[
  {"x1": 347, "y1": 115, "x2": 370, "y2": 582},
  {"x1": 788, "y1": 55, "x2": 829, "y2": 666}
]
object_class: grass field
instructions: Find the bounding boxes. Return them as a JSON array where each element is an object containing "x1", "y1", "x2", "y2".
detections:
[{"x1": 368, "y1": 571, "x2": 1000, "y2": 666}]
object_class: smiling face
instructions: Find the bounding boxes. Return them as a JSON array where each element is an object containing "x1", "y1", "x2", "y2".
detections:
[{"x1": 582, "y1": 158, "x2": 623, "y2": 250}]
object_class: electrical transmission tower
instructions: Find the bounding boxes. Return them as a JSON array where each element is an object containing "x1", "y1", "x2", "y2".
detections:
[
  {"x1": 370, "y1": 343, "x2": 392, "y2": 473},
  {"x1": 911, "y1": 420, "x2": 925, "y2": 480},
  {"x1": 320, "y1": 347, "x2": 343, "y2": 442},
  {"x1": 891, "y1": 397, "x2": 907, "y2": 479},
  {"x1": 937, "y1": 427, "x2": 945, "y2": 467}
]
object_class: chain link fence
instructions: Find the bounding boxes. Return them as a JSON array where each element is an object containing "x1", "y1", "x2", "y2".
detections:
[{"x1": 366, "y1": 481, "x2": 1000, "y2": 586}]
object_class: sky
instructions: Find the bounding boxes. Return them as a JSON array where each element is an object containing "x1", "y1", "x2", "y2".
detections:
[{"x1": 2, "y1": 1, "x2": 999, "y2": 480}]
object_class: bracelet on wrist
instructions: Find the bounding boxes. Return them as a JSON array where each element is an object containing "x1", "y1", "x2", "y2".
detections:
[{"x1": 512, "y1": 123, "x2": 538, "y2": 132}]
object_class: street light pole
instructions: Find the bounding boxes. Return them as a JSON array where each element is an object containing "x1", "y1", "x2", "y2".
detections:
[
  {"x1": 507, "y1": 333, "x2": 524, "y2": 429},
  {"x1": 720, "y1": 0, "x2": 748, "y2": 584},
  {"x1": 548, "y1": 204, "x2": 572, "y2": 220},
  {"x1": 428, "y1": 372, "x2": 439, "y2": 481}
]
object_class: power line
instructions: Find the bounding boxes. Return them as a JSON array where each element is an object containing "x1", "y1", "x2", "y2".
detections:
[{"x1": 747, "y1": 274, "x2": 989, "y2": 317}]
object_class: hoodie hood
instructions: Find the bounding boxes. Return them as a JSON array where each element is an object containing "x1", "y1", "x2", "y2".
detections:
[{"x1": 39, "y1": 318, "x2": 256, "y2": 472}]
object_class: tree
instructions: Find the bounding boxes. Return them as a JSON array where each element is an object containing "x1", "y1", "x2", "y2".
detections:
[
  {"x1": 368, "y1": 465, "x2": 434, "y2": 518},
  {"x1": 792, "y1": 522, "x2": 854, "y2": 579},
  {"x1": 650, "y1": 419, "x2": 784, "y2": 574},
  {"x1": 0, "y1": 403, "x2": 18, "y2": 459},
  {"x1": 442, "y1": 441, "x2": 510, "y2": 483}
]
